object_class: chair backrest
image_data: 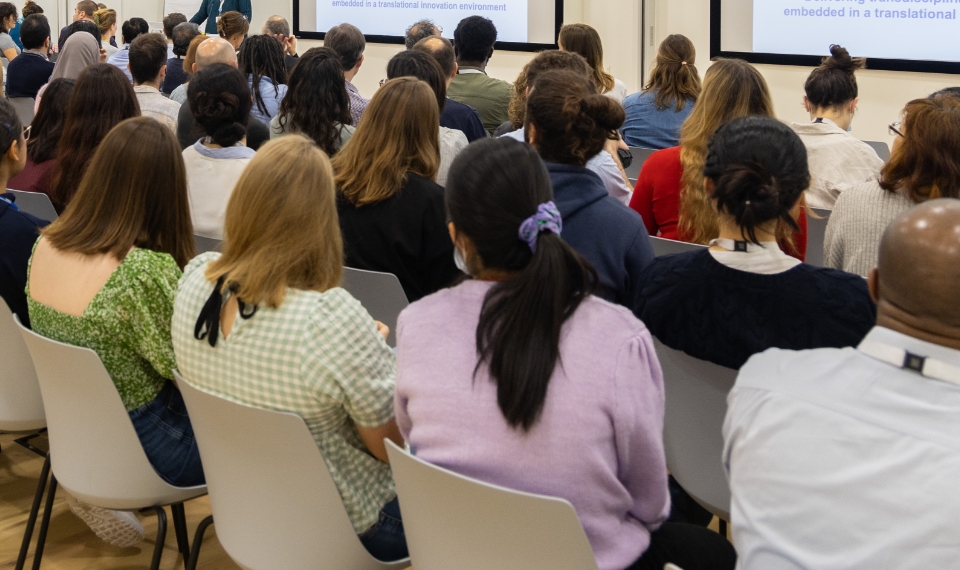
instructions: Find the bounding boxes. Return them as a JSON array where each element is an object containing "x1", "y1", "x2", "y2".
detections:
[
  {"x1": 385, "y1": 440, "x2": 600, "y2": 570},
  {"x1": 341, "y1": 267, "x2": 409, "y2": 346},
  {"x1": 651, "y1": 236, "x2": 708, "y2": 257},
  {"x1": 8, "y1": 97, "x2": 35, "y2": 126},
  {"x1": 0, "y1": 308, "x2": 44, "y2": 431},
  {"x1": 7, "y1": 190, "x2": 57, "y2": 221},
  {"x1": 625, "y1": 147, "x2": 657, "y2": 183},
  {"x1": 863, "y1": 140, "x2": 890, "y2": 162},
  {"x1": 15, "y1": 320, "x2": 191, "y2": 509},
  {"x1": 804, "y1": 207, "x2": 831, "y2": 268},
  {"x1": 176, "y1": 374, "x2": 407, "y2": 570},
  {"x1": 653, "y1": 338, "x2": 737, "y2": 521},
  {"x1": 194, "y1": 235, "x2": 222, "y2": 254}
]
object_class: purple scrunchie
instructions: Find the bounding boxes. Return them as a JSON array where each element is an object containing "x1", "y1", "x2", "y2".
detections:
[{"x1": 518, "y1": 201, "x2": 563, "y2": 253}]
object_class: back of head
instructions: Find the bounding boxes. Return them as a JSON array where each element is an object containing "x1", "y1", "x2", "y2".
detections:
[
  {"x1": 386, "y1": 49, "x2": 446, "y2": 112},
  {"x1": 22, "y1": 0, "x2": 43, "y2": 17},
  {"x1": 183, "y1": 34, "x2": 207, "y2": 75},
  {"x1": 931, "y1": 86, "x2": 960, "y2": 99},
  {"x1": 445, "y1": 137, "x2": 595, "y2": 431},
  {"x1": 194, "y1": 36, "x2": 236, "y2": 70},
  {"x1": 51, "y1": 29, "x2": 99, "y2": 81},
  {"x1": 280, "y1": 47, "x2": 351, "y2": 155},
  {"x1": 162, "y1": 12, "x2": 185, "y2": 39},
  {"x1": 704, "y1": 115, "x2": 809, "y2": 244},
  {"x1": 0, "y1": 2, "x2": 15, "y2": 30},
  {"x1": 28, "y1": 78, "x2": 75, "y2": 163},
  {"x1": 324, "y1": 23, "x2": 364, "y2": 70},
  {"x1": 121, "y1": 17, "x2": 147, "y2": 44},
  {"x1": 216, "y1": 10, "x2": 248, "y2": 40},
  {"x1": 804, "y1": 44, "x2": 864, "y2": 110},
  {"x1": 45, "y1": 117, "x2": 194, "y2": 268},
  {"x1": 332, "y1": 77, "x2": 440, "y2": 206},
  {"x1": 453, "y1": 15, "x2": 496, "y2": 62},
  {"x1": 188, "y1": 63, "x2": 251, "y2": 147},
  {"x1": 66, "y1": 19, "x2": 100, "y2": 46},
  {"x1": 238, "y1": 34, "x2": 287, "y2": 115},
  {"x1": 20, "y1": 13, "x2": 49, "y2": 50},
  {"x1": 510, "y1": 50, "x2": 591, "y2": 129},
  {"x1": 206, "y1": 135, "x2": 343, "y2": 308},
  {"x1": 0, "y1": 98, "x2": 22, "y2": 163},
  {"x1": 413, "y1": 35, "x2": 455, "y2": 77},
  {"x1": 171, "y1": 22, "x2": 199, "y2": 57},
  {"x1": 880, "y1": 93, "x2": 960, "y2": 202},
  {"x1": 404, "y1": 19, "x2": 439, "y2": 50},
  {"x1": 262, "y1": 15, "x2": 290, "y2": 37},
  {"x1": 75, "y1": 0, "x2": 97, "y2": 19},
  {"x1": 557, "y1": 23, "x2": 613, "y2": 94},
  {"x1": 525, "y1": 69, "x2": 624, "y2": 167},
  {"x1": 129, "y1": 32, "x2": 167, "y2": 84},
  {"x1": 645, "y1": 34, "x2": 701, "y2": 112},
  {"x1": 92, "y1": 8, "x2": 114, "y2": 36}
]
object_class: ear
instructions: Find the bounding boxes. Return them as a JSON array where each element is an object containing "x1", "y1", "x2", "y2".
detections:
[
  {"x1": 802, "y1": 96, "x2": 811, "y2": 113},
  {"x1": 703, "y1": 176, "x2": 715, "y2": 198},
  {"x1": 355, "y1": 53, "x2": 364, "y2": 71},
  {"x1": 452, "y1": 61, "x2": 458, "y2": 78},
  {"x1": 526, "y1": 123, "x2": 537, "y2": 146},
  {"x1": 487, "y1": 46, "x2": 494, "y2": 60},
  {"x1": 192, "y1": 62, "x2": 198, "y2": 73},
  {"x1": 868, "y1": 268, "x2": 880, "y2": 304},
  {"x1": 6, "y1": 138, "x2": 21, "y2": 162},
  {"x1": 447, "y1": 221, "x2": 458, "y2": 246},
  {"x1": 850, "y1": 97, "x2": 859, "y2": 114}
]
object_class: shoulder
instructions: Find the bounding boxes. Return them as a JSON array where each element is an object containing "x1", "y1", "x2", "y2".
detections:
[
  {"x1": 121, "y1": 249, "x2": 182, "y2": 292},
  {"x1": 439, "y1": 126, "x2": 468, "y2": 147},
  {"x1": 793, "y1": 264, "x2": 873, "y2": 300},
  {"x1": 126, "y1": 248, "x2": 180, "y2": 274},
  {"x1": 639, "y1": 250, "x2": 712, "y2": 291},
  {"x1": 833, "y1": 179, "x2": 892, "y2": 212},
  {"x1": 303, "y1": 286, "x2": 375, "y2": 336},
  {"x1": 183, "y1": 251, "x2": 219, "y2": 280},
  {"x1": 648, "y1": 146, "x2": 682, "y2": 165},
  {"x1": 405, "y1": 172, "x2": 445, "y2": 195}
]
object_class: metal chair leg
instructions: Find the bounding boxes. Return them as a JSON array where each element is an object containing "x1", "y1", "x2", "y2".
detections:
[
  {"x1": 184, "y1": 515, "x2": 213, "y2": 570},
  {"x1": 170, "y1": 502, "x2": 190, "y2": 560},
  {"x1": 30, "y1": 473, "x2": 58, "y2": 570},
  {"x1": 142, "y1": 506, "x2": 167, "y2": 570},
  {"x1": 13, "y1": 429, "x2": 47, "y2": 458},
  {"x1": 15, "y1": 454, "x2": 51, "y2": 570}
]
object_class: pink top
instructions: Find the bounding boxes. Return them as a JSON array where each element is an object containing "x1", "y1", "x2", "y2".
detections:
[{"x1": 395, "y1": 280, "x2": 670, "y2": 570}]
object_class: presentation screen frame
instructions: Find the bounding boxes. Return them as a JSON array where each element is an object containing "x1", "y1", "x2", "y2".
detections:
[
  {"x1": 709, "y1": 0, "x2": 960, "y2": 74},
  {"x1": 293, "y1": 0, "x2": 564, "y2": 52}
]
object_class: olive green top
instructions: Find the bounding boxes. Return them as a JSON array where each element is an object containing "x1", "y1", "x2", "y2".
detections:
[{"x1": 447, "y1": 66, "x2": 512, "y2": 134}]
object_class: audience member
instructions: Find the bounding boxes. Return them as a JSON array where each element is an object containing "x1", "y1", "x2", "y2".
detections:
[
  {"x1": 34, "y1": 26, "x2": 98, "y2": 111},
  {"x1": 106, "y1": 17, "x2": 148, "y2": 82},
  {"x1": 28, "y1": 116, "x2": 201, "y2": 546},
  {"x1": 161, "y1": 21, "x2": 198, "y2": 93},
  {"x1": 5, "y1": 13, "x2": 53, "y2": 98},
  {"x1": 448, "y1": 16, "x2": 511, "y2": 133},
  {"x1": 413, "y1": 36, "x2": 486, "y2": 142},
  {"x1": 386, "y1": 49, "x2": 468, "y2": 186},
  {"x1": 128, "y1": 32, "x2": 179, "y2": 131},
  {"x1": 49, "y1": 63, "x2": 138, "y2": 211},
  {"x1": 724, "y1": 199, "x2": 960, "y2": 568},
  {"x1": 0, "y1": 98, "x2": 46, "y2": 329},
  {"x1": 183, "y1": 63, "x2": 255, "y2": 238},
  {"x1": 0, "y1": 1, "x2": 21, "y2": 61},
  {"x1": 59, "y1": 17, "x2": 99, "y2": 50},
  {"x1": 558, "y1": 23, "x2": 625, "y2": 103},
  {"x1": 271, "y1": 47, "x2": 353, "y2": 155},
  {"x1": 262, "y1": 15, "x2": 298, "y2": 71},
  {"x1": 622, "y1": 34, "x2": 700, "y2": 149},
  {"x1": 169, "y1": 33, "x2": 205, "y2": 104},
  {"x1": 172, "y1": 135, "x2": 407, "y2": 562},
  {"x1": 8, "y1": 78, "x2": 73, "y2": 197},
  {"x1": 332, "y1": 77, "x2": 459, "y2": 302},
  {"x1": 93, "y1": 7, "x2": 116, "y2": 56},
  {"x1": 325, "y1": 23, "x2": 367, "y2": 125},
  {"x1": 404, "y1": 18, "x2": 439, "y2": 49},
  {"x1": 55, "y1": 0, "x2": 95, "y2": 51},
  {"x1": 190, "y1": 0, "x2": 249, "y2": 35},
  {"x1": 826, "y1": 93, "x2": 960, "y2": 276},
  {"x1": 216, "y1": 10, "x2": 246, "y2": 50},
  {"x1": 395, "y1": 136, "x2": 737, "y2": 570},
  {"x1": 161, "y1": 11, "x2": 184, "y2": 59},
  {"x1": 637, "y1": 115, "x2": 875, "y2": 369},
  {"x1": 13, "y1": 0, "x2": 44, "y2": 51},
  {"x1": 793, "y1": 45, "x2": 883, "y2": 209},
  {"x1": 237, "y1": 34, "x2": 286, "y2": 125}
]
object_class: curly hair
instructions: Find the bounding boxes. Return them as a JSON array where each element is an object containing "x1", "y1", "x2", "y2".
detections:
[{"x1": 278, "y1": 47, "x2": 352, "y2": 155}]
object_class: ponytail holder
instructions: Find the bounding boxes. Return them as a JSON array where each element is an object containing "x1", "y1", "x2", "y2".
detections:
[
  {"x1": 681, "y1": 61, "x2": 688, "y2": 65},
  {"x1": 518, "y1": 201, "x2": 563, "y2": 253}
]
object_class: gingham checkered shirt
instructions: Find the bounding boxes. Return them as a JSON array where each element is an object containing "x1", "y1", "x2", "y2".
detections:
[{"x1": 345, "y1": 80, "x2": 369, "y2": 127}]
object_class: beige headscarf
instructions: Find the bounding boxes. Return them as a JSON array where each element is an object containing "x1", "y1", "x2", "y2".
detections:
[{"x1": 50, "y1": 32, "x2": 100, "y2": 81}]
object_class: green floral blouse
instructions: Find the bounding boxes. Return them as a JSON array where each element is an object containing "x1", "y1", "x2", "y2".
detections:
[{"x1": 26, "y1": 245, "x2": 181, "y2": 410}]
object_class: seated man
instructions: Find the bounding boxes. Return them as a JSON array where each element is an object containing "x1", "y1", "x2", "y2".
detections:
[
  {"x1": 724, "y1": 199, "x2": 960, "y2": 569},
  {"x1": 106, "y1": 17, "x2": 148, "y2": 83},
  {"x1": 129, "y1": 32, "x2": 181, "y2": 131},
  {"x1": 161, "y1": 12, "x2": 186, "y2": 59},
  {"x1": 262, "y1": 15, "x2": 299, "y2": 71},
  {"x1": 6, "y1": 13, "x2": 53, "y2": 99},
  {"x1": 325, "y1": 23, "x2": 367, "y2": 126},
  {"x1": 161, "y1": 21, "x2": 199, "y2": 94},
  {"x1": 448, "y1": 16, "x2": 511, "y2": 134},
  {"x1": 404, "y1": 19, "x2": 439, "y2": 49},
  {"x1": 414, "y1": 36, "x2": 486, "y2": 143}
]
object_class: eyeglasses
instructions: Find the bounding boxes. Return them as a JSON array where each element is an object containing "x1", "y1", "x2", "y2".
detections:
[
  {"x1": 888, "y1": 121, "x2": 904, "y2": 138},
  {"x1": 22, "y1": 125, "x2": 30, "y2": 141},
  {"x1": 379, "y1": 77, "x2": 388, "y2": 87}
]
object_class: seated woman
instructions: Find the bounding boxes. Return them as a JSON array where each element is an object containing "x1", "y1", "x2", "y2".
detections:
[
  {"x1": 216, "y1": 10, "x2": 247, "y2": 51},
  {"x1": 622, "y1": 34, "x2": 700, "y2": 150},
  {"x1": 8, "y1": 78, "x2": 74, "y2": 198},
  {"x1": 526, "y1": 69, "x2": 654, "y2": 314},
  {"x1": 237, "y1": 34, "x2": 287, "y2": 126},
  {"x1": 172, "y1": 135, "x2": 407, "y2": 562},
  {"x1": 395, "y1": 136, "x2": 736, "y2": 570},
  {"x1": 558, "y1": 23, "x2": 626, "y2": 103},
  {"x1": 826, "y1": 93, "x2": 960, "y2": 277},
  {"x1": 27, "y1": 117, "x2": 202, "y2": 547},
  {"x1": 183, "y1": 63, "x2": 255, "y2": 239},
  {"x1": 637, "y1": 115, "x2": 876, "y2": 370},
  {"x1": 791, "y1": 45, "x2": 883, "y2": 210},
  {"x1": 331, "y1": 77, "x2": 460, "y2": 302}
]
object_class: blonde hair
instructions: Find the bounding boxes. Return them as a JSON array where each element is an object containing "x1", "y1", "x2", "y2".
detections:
[
  {"x1": 93, "y1": 7, "x2": 115, "y2": 37},
  {"x1": 678, "y1": 59, "x2": 775, "y2": 244},
  {"x1": 558, "y1": 23, "x2": 615, "y2": 94},
  {"x1": 205, "y1": 135, "x2": 343, "y2": 308},
  {"x1": 332, "y1": 77, "x2": 440, "y2": 206}
]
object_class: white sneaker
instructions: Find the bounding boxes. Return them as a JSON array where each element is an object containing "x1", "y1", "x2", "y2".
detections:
[{"x1": 65, "y1": 494, "x2": 145, "y2": 548}]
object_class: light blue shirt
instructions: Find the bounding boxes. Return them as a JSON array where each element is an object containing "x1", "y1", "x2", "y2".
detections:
[
  {"x1": 248, "y1": 75, "x2": 287, "y2": 127},
  {"x1": 106, "y1": 45, "x2": 132, "y2": 83},
  {"x1": 621, "y1": 90, "x2": 694, "y2": 150}
]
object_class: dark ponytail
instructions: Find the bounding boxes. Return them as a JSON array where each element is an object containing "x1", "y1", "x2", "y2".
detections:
[
  {"x1": 804, "y1": 44, "x2": 864, "y2": 110},
  {"x1": 445, "y1": 137, "x2": 597, "y2": 431},
  {"x1": 705, "y1": 115, "x2": 810, "y2": 244},
  {"x1": 188, "y1": 63, "x2": 252, "y2": 148}
]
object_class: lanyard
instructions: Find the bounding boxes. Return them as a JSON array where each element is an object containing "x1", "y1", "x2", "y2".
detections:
[
  {"x1": 0, "y1": 194, "x2": 18, "y2": 211},
  {"x1": 858, "y1": 339, "x2": 960, "y2": 386},
  {"x1": 708, "y1": 238, "x2": 767, "y2": 253}
]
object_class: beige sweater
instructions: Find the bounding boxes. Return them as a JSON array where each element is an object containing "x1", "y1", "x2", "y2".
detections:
[{"x1": 792, "y1": 120, "x2": 884, "y2": 210}]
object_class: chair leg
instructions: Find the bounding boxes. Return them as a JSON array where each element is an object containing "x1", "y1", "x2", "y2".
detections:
[
  {"x1": 170, "y1": 502, "x2": 190, "y2": 560},
  {"x1": 15, "y1": 454, "x2": 51, "y2": 570},
  {"x1": 142, "y1": 506, "x2": 167, "y2": 570},
  {"x1": 184, "y1": 515, "x2": 213, "y2": 570},
  {"x1": 30, "y1": 473, "x2": 58, "y2": 570},
  {"x1": 13, "y1": 429, "x2": 47, "y2": 458}
]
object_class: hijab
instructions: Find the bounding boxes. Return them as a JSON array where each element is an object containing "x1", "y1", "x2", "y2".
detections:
[{"x1": 51, "y1": 32, "x2": 100, "y2": 81}]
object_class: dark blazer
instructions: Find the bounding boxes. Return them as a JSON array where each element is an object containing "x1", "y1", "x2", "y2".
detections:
[{"x1": 189, "y1": 0, "x2": 252, "y2": 35}]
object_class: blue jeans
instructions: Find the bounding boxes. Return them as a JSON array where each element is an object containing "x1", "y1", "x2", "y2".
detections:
[
  {"x1": 128, "y1": 381, "x2": 205, "y2": 487},
  {"x1": 358, "y1": 497, "x2": 408, "y2": 561}
]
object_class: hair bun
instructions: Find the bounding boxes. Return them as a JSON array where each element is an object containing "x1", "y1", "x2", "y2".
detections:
[
  {"x1": 713, "y1": 162, "x2": 780, "y2": 223},
  {"x1": 195, "y1": 91, "x2": 241, "y2": 122},
  {"x1": 823, "y1": 44, "x2": 865, "y2": 74},
  {"x1": 578, "y1": 93, "x2": 625, "y2": 131}
]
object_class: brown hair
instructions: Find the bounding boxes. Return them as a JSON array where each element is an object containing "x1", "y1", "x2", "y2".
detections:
[
  {"x1": 183, "y1": 34, "x2": 207, "y2": 76},
  {"x1": 162, "y1": 11, "x2": 185, "y2": 39},
  {"x1": 509, "y1": 50, "x2": 592, "y2": 130},
  {"x1": 678, "y1": 58, "x2": 774, "y2": 245},
  {"x1": 880, "y1": 94, "x2": 960, "y2": 203},
  {"x1": 558, "y1": 23, "x2": 614, "y2": 94},
  {"x1": 43, "y1": 117, "x2": 195, "y2": 268},
  {"x1": 22, "y1": 0, "x2": 43, "y2": 17},
  {"x1": 217, "y1": 11, "x2": 247, "y2": 41},
  {"x1": 206, "y1": 135, "x2": 343, "y2": 307},
  {"x1": 644, "y1": 34, "x2": 701, "y2": 112},
  {"x1": 804, "y1": 44, "x2": 864, "y2": 110},
  {"x1": 325, "y1": 22, "x2": 365, "y2": 70},
  {"x1": 92, "y1": 7, "x2": 114, "y2": 36},
  {"x1": 332, "y1": 77, "x2": 440, "y2": 206}
]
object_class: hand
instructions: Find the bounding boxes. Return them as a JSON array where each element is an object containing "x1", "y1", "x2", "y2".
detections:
[
  {"x1": 375, "y1": 321, "x2": 390, "y2": 340},
  {"x1": 51, "y1": 43, "x2": 58, "y2": 54},
  {"x1": 99, "y1": 47, "x2": 107, "y2": 63},
  {"x1": 272, "y1": 33, "x2": 296, "y2": 56},
  {"x1": 604, "y1": 137, "x2": 621, "y2": 158}
]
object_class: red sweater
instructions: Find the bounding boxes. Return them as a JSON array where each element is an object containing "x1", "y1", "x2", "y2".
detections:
[{"x1": 628, "y1": 146, "x2": 807, "y2": 260}]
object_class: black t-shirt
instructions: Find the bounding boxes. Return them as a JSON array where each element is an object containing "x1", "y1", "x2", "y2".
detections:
[
  {"x1": 0, "y1": 196, "x2": 48, "y2": 327},
  {"x1": 440, "y1": 98, "x2": 487, "y2": 143}
]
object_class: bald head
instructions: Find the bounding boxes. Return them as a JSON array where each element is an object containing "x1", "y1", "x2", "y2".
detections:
[
  {"x1": 194, "y1": 36, "x2": 237, "y2": 71},
  {"x1": 262, "y1": 15, "x2": 290, "y2": 37},
  {"x1": 414, "y1": 36, "x2": 456, "y2": 78},
  {"x1": 872, "y1": 199, "x2": 960, "y2": 344}
]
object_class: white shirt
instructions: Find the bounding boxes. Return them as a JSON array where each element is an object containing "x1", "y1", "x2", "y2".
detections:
[
  {"x1": 604, "y1": 77, "x2": 628, "y2": 105},
  {"x1": 791, "y1": 118, "x2": 883, "y2": 210},
  {"x1": 723, "y1": 326, "x2": 960, "y2": 570},
  {"x1": 437, "y1": 126, "x2": 468, "y2": 187},
  {"x1": 708, "y1": 240, "x2": 801, "y2": 275},
  {"x1": 183, "y1": 140, "x2": 256, "y2": 239},
  {"x1": 134, "y1": 85, "x2": 181, "y2": 132}
]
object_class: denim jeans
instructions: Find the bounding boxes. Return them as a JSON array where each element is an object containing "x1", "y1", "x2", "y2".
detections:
[
  {"x1": 128, "y1": 381, "x2": 205, "y2": 487},
  {"x1": 358, "y1": 497, "x2": 408, "y2": 561}
]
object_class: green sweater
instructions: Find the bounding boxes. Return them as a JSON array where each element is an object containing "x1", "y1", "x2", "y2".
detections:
[{"x1": 447, "y1": 67, "x2": 512, "y2": 134}]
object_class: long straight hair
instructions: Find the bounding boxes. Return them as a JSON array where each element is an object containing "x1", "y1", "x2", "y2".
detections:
[
  {"x1": 27, "y1": 78, "x2": 74, "y2": 164},
  {"x1": 446, "y1": 137, "x2": 596, "y2": 431},
  {"x1": 558, "y1": 23, "x2": 615, "y2": 94}
]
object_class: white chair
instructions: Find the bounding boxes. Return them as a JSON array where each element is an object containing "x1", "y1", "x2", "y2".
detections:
[
  {"x1": 193, "y1": 234, "x2": 222, "y2": 254},
  {"x1": 385, "y1": 439, "x2": 600, "y2": 570},
  {"x1": 8, "y1": 96, "x2": 35, "y2": 126},
  {"x1": 624, "y1": 147, "x2": 657, "y2": 183},
  {"x1": 7, "y1": 190, "x2": 57, "y2": 221},
  {"x1": 653, "y1": 338, "x2": 736, "y2": 522},
  {"x1": 805, "y1": 207, "x2": 831, "y2": 268},
  {"x1": 176, "y1": 373, "x2": 409, "y2": 570},
  {"x1": 341, "y1": 267, "x2": 409, "y2": 347},
  {"x1": 863, "y1": 140, "x2": 890, "y2": 162},
  {"x1": 650, "y1": 236, "x2": 708, "y2": 257},
  {"x1": 0, "y1": 304, "x2": 44, "y2": 433},
  {"x1": 15, "y1": 318, "x2": 206, "y2": 570}
]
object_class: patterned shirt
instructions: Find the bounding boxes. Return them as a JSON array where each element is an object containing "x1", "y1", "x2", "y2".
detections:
[
  {"x1": 172, "y1": 252, "x2": 398, "y2": 533},
  {"x1": 345, "y1": 80, "x2": 369, "y2": 127},
  {"x1": 26, "y1": 246, "x2": 179, "y2": 410}
]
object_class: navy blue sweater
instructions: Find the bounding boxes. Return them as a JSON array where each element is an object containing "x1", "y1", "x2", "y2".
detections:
[
  {"x1": 636, "y1": 249, "x2": 877, "y2": 369},
  {"x1": 6, "y1": 51, "x2": 54, "y2": 99},
  {"x1": 0, "y1": 196, "x2": 48, "y2": 328},
  {"x1": 547, "y1": 162, "x2": 655, "y2": 315}
]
